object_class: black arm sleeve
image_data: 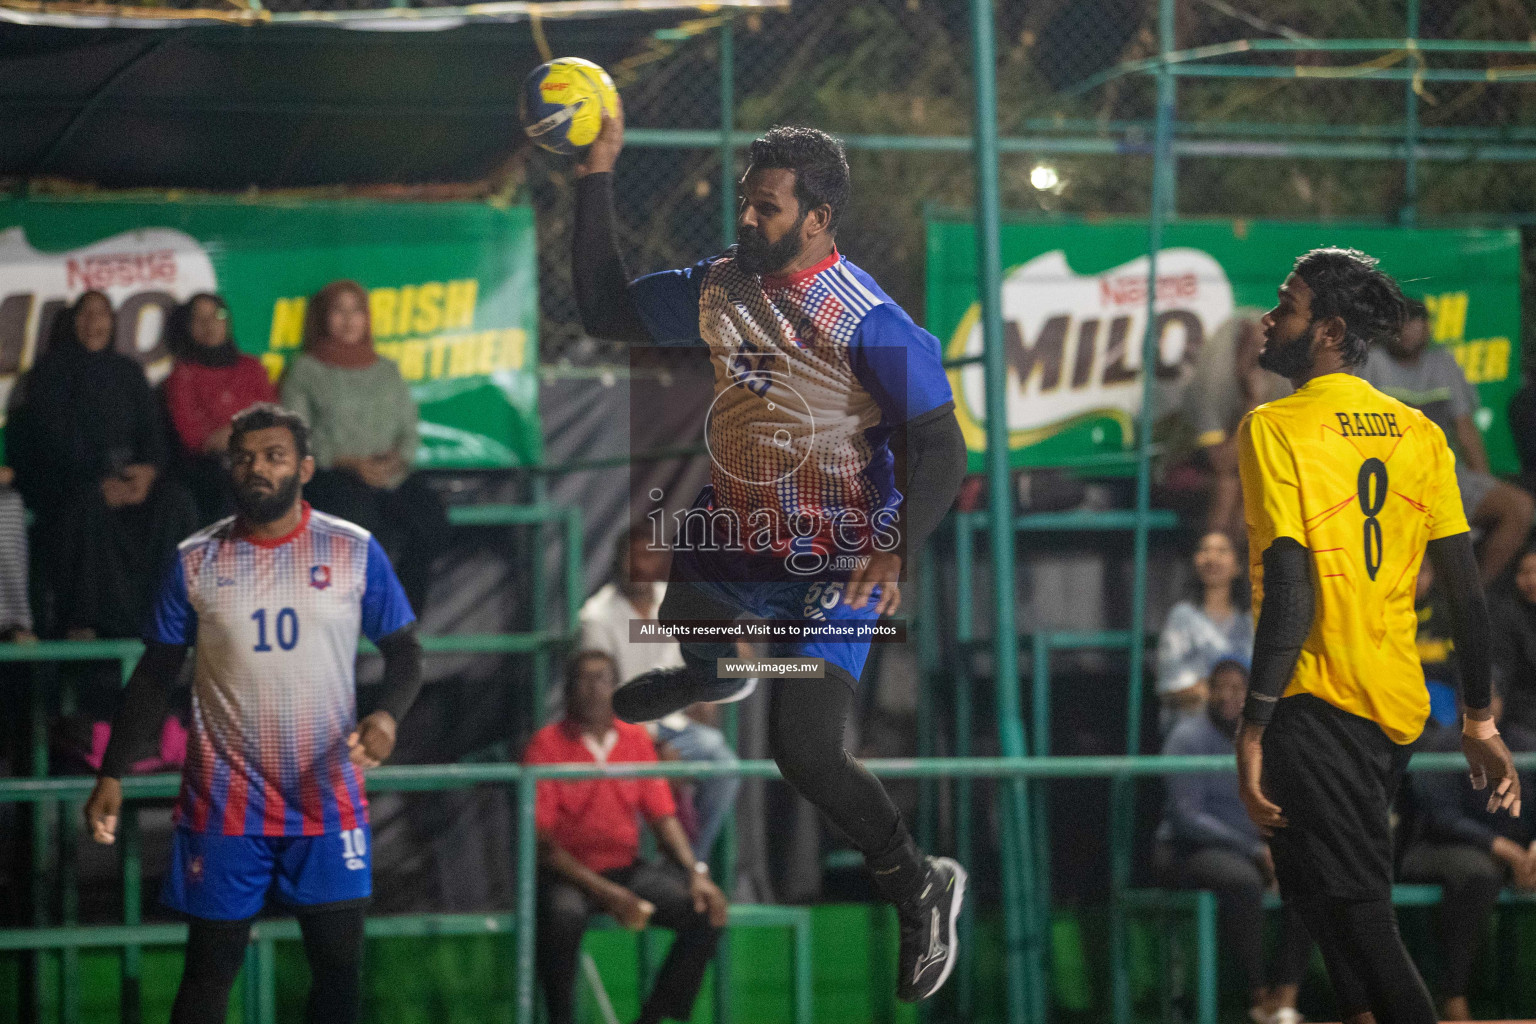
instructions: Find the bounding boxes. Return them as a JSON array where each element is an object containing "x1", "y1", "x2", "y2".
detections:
[
  {"x1": 99, "y1": 642, "x2": 189, "y2": 779},
  {"x1": 572, "y1": 173, "x2": 651, "y2": 343},
  {"x1": 1426, "y1": 531, "x2": 1493, "y2": 712},
  {"x1": 373, "y1": 623, "x2": 424, "y2": 725},
  {"x1": 890, "y1": 402, "x2": 965, "y2": 558},
  {"x1": 1243, "y1": 537, "x2": 1315, "y2": 726}
]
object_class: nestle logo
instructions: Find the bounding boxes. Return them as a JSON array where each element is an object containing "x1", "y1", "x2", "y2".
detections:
[
  {"x1": 65, "y1": 250, "x2": 177, "y2": 291},
  {"x1": 1099, "y1": 272, "x2": 1198, "y2": 308}
]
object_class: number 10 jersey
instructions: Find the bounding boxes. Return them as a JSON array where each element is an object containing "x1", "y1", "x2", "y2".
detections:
[
  {"x1": 1238, "y1": 371, "x2": 1469, "y2": 744},
  {"x1": 146, "y1": 504, "x2": 416, "y2": 836}
]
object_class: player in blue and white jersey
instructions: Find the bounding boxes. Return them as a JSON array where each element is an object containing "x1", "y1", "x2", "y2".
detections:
[
  {"x1": 570, "y1": 101, "x2": 968, "y2": 1001},
  {"x1": 84, "y1": 403, "x2": 423, "y2": 1024}
]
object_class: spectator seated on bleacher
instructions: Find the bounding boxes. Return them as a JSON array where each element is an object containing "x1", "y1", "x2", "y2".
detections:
[
  {"x1": 1156, "y1": 531, "x2": 1253, "y2": 735},
  {"x1": 7, "y1": 290, "x2": 196, "y2": 639},
  {"x1": 279, "y1": 279, "x2": 446, "y2": 616},
  {"x1": 1360, "y1": 298, "x2": 1534, "y2": 585},
  {"x1": 524, "y1": 650, "x2": 728, "y2": 1024},
  {"x1": 163, "y1": 292, "x2": 277, "y2": 525},
  {"x1": 1154, "y1": 659, "x2": 1311, "y2": 1024},
  {"x1": 578, "y1": 523, "x2": 746, "y2": 859},
  {"x1": 1398, "y1": 683, "x2": 1536, "y2": 1022},
  {"x1": 1490, "y1": 545, "x2": 1536, "y2": 734}
]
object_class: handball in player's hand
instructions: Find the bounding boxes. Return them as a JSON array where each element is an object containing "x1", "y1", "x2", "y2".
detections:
[
  {"x1": 348, "y1": 711, "x2": 397, "y2": 770},
  {"x1": 520, "y1": 57, "x2": 620, "y2": 156}
]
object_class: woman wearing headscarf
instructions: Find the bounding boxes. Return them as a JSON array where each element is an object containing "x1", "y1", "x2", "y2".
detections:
[
  {"x1": 279, "y1": 279, "x2": 447, "y2": 615},
  {"x1": 162, "y1": 292, "x2": 277, "y2": 524},
  {"x1": 8, "y1": 291, "x2": 196, "y2": 638}
]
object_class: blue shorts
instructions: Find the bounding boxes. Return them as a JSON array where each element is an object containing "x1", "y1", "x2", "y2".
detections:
[
  {"x1": 672, "y1": 544, "x2": 883, "y2": 682},
  {"x1": 161, "y1": 825, "x2": 373, "y2": 921}
]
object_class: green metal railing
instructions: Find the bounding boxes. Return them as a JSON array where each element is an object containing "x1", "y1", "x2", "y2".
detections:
[{"x1": 5, "y1": 752, "x2": 1533, "y2": 1024}]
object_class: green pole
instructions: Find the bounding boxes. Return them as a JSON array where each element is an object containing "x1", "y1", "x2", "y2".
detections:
[
  {"x1": 952, "y1": 515, "x2": 976, "y2": 1021},
  {"x1": 27, "y1": 666, "x2": 50, "y2": 1024},
  {"x1": 719, "y1": 15, "x2": 737, "y2": 248},
  {"x1": 915, "y1": 561, "x2": 938, "y2": 855},
  {"x1": 121, "y1": 807, "x2": 142, "y2": 1024},
  {"x1": 515, "y1": 771, "x2": 538, "y2": 1024},
  {"x1": 59, "y1": 675, "x2": 78, "y2": 1024},
  {"x1": 59, "y1": 799, "x2": 79, "y2": 1024},
  {"x1": 714, "y1": 23, "x2": 737, "y2": 1024},
  {"x1": 1402, "y1": 0, "x2": 1421, "y2": 225},
  {"x1": 1030, "y1": 637, "x2": 1051, "y2": 1006},
  {"x1": 968, "y1": 2, "x2": 1039, "y2": 1023},
  {"x1": 1113, "y1": 1, "x2": 1175, "y2": 1021},
  {"x1": 530, "y1": 474, "x2": 550, "y2": 728}
]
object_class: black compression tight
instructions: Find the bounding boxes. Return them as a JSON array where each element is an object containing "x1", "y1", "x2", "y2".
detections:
[
  {"x1": 170, "y1": 918, "x2": 250, "y2": 1024},
  {"x1": 298, "y1": 903, "x2": 366, "y2": 1024},
  {"x1": 1293, "y1": 898, "x2": 1436, "y2": 1024},
  {"x1": 767, "y1": 675, "x2": 925, "y2": 905},
  {"x1": 170, "y1": 904, "x2": 366, "y2": 1024}
]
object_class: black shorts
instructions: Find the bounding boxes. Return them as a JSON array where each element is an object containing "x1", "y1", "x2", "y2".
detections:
[{"x1": 1262, "y1": 693, "x2": 1415, "y2": 903}]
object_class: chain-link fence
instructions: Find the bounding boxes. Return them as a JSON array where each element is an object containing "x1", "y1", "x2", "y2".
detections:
[{"x1": 528, "y1": 0, "x2": 1536, "y2": 367}]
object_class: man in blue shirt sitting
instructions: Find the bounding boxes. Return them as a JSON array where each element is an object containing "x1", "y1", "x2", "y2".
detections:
[{"x1": 1156, "y1": 658, "x2": 1312, "y2": 1024}]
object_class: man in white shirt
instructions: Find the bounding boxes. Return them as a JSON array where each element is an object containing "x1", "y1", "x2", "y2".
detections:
[{"x1": 578, "y1": 524, "x2": 750, "y2": 859}]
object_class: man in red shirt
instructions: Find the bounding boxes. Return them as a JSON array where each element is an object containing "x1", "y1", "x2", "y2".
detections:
[{"x1": 526, "y1": 650, "x2": 729, "y2": 1024}]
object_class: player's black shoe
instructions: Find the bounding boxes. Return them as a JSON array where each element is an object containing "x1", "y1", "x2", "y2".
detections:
[
  {"x1": 896, "y1": 856, "x2": 967, "y2": 1003},
  {"x1": 611, "y1": 667, "x2": 757, "y2": 724}
]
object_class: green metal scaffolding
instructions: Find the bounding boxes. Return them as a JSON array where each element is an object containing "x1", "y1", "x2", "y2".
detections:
[{"x1": 7, "y1": 2, "x2": 1536, "y2": 1021}]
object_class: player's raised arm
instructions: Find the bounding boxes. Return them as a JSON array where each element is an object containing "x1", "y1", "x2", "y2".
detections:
[
  {"x1": 571, "y1": 100, "x2": 708, "y2": 348},
  {"x1": 569, "y1": 100, "x2": 650, "y2": 343}
]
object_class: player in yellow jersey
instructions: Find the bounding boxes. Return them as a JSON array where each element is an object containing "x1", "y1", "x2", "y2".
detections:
[{"x1": 1235, "y1": 248, "x2": 1520, "y2": 1024}]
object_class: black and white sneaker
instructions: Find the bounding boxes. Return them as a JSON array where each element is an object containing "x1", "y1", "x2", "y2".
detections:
[
  {"x1": 612, "y1": 668, "x2": 757, "y2": 724},
  {"x1": 896, "y1": 856, "x2": 967, "y2": 1002}
]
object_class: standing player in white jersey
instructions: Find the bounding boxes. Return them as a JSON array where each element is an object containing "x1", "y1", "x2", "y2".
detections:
[
  {"x1": 83, "y1": 403, "x2": 423, "y2": 1024},
  {"x1": 568, "y1": 101, "x2": 969, "y2": 1001}
]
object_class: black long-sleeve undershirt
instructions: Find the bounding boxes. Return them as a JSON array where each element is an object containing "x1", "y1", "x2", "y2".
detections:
[
  {"x1": 1425, "y1": 530, "x2": 1493, "y2": 713},
  {"x1": 99, "y1": 641, "x2": 188, "y2": 779},
  {"x1": 1243, "y1": 537, "x2": 1315, "y2": 726},
  {"x1": 890, "y1": 404, "x2": 966, "y2": 560},
  {"x1": 573, "y1": 172, "x2": 649, "y2": 342},
  {"x1": 98, "y1": 624, "x2": 425, "y2": 780}
]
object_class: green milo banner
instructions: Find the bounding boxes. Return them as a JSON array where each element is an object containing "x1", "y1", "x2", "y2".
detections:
[
  {"x1": 927, "y1": 219, "x2": 1522, "y2": 474},
  {"x1": 0, "y1": 197, "x2": 540, "y2": 468}
]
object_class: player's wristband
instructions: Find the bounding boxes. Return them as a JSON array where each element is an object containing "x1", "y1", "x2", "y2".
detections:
[
  {"x1": 1463, "y1": 715, "x2": 1499, "y2": 741},
  {"x1": 1242, "y1": 693, "x2": 1278, "y2": 727}
]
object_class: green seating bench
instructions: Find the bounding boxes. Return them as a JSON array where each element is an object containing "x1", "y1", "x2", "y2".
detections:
[
  {"x1": 1121, "y1": 884, "x2": 1536, "y2": 1024},
  {"x1": 0, "y1": 905, "x2": 812, "y2": 1024},
  {"x1": 589, "y1": 904, "x2": 813, "y2": 1024}
]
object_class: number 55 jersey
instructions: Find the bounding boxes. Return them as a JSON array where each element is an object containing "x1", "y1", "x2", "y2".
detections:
[
  {"x1": 1238, "y1": 372, "x2": 1469, "y2": 744},
  {"x1": 146, "y1": 503, "x2": 416, "y2": 836}
]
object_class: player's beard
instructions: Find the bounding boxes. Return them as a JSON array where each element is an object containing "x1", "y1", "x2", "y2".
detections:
[
  {"x1": 1256, "y1": 322, "x2": 1315, "y2": 380},
  {"x1": 736, "y1": 214, "x2": 807, "y2": 276},
  {"x1": 233, "y1": 471, "x2": 302, "y2": 525}
]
